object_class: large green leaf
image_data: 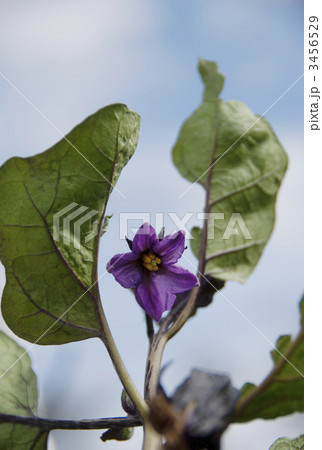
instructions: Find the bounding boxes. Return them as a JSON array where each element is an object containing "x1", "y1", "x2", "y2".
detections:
[
  {"x1": 173, "y1": 59, "x2": 288, "y2": 282},
  {"x1": 0, "y1": 331, "x2": 48, "y2": 449},
  {"x1": 235, "y1": 298, "x2": 304, "y2": 422},
  {"x1": 269, "y1": 435, "x2": 304, "y2": 450},
  {"x1": 0, "y1": 104, "x2": 140, "y2": 344}
]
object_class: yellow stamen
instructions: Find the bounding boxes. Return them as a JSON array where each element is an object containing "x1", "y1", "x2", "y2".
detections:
[
  {"x1": 142, "y1": 254, "x2": 151, "y2": 263},
  {"x1": 141, "y1": 251, "x2": 162, "y2": 271}
]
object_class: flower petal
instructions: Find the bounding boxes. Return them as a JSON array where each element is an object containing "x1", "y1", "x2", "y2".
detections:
[
  {"x1": 152, "y1": 231, "x2": 185, "y2": 265},
  {"x1": 134, "y1": 272, "x2": 176, "y2": 322},
  {"x1": 107, "y1": 252, "x2": 143, "y2": 288},
  {"x1": 132, "y1": 223, "x2": 158, "y2": 256},
  {"x1": 157, "y1": 264, "x2": 199, "y2": 293}
]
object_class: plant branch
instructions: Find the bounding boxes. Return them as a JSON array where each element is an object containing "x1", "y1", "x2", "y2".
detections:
[
  {"x1": 234, "y1": 327, "x2": 304, "y2": 418},
  {"x1": 144, "y1": 334, "x2": 167, "y2": 402},
  {"x1": 0, "y1": 413, "x2": 142, "y2": 431},
  {"x1": 96, "y1": 297, "x2": 149, "y2": 421},
  {"x1": 143, "y1": 421, "x2": 163, "y2": 450},
  {"x1": 163, "y1": 114, "x2": 220, "y2": 341},
  {"x1": 144, "y1": 120, "x2": 220, "y2": 403},
  {"x1": 197, "y1": 122, "x2": 219, "y2": 277},
  {"x1": 165, "y1": 288, "x2": 199, "y2": 341},
  {"x1": 143, "y1": 94, "x2": 221, "y2": 437}
]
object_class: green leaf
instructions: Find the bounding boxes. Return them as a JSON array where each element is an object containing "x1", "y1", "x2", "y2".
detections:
[
  {"x1": 0, "y1": 104, "x2": 140, "y2": 344},
  {"x1": 100, "y1": 427, "x2": 134, "y2": 442},
  {"x1": 0, "y1": 331, "x2": 48, "y2": 449},
  {"x1": 235, "y1": 298, "x2": 304, "y2": 422},
  {"x1": 269, "y1": 434, "x2": 304, "y2": 450},
  {"x1": 172, "y1": 59, "x2": 288, "y2": 282}
]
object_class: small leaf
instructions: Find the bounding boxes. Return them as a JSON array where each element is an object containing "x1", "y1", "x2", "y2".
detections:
[
  {"x1": 269, "y1": 434, "x2": 304, "y2": 449},
  {"x1": 173, "y1": 59, "x2": 288, "y2": 282},
  {"x1": 174, "y1": 275, "x2": 225, "y2": 317},
  {"x1": 0, "y1": 104, "x2": 140, "y2": 344},
  {"x1": 100, "y1": 427, "x2": 134, "y2": 442},
  {"x1": 194, "y1": 276, "x2": 225, "y2": 309},
  {"x1": 235, "y1": 298, "x2": 304, "y2": 422},
  {"x1": 0, "y1": 331, "x2": 48, "y2": 449}
]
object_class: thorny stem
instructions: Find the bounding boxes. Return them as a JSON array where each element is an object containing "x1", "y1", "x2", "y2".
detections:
[{"x1": 234, "y1": 327, "x2": 304, "y2": 417}]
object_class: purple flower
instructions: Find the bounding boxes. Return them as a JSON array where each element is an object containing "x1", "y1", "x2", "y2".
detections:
[{"x1": 107, "y1": 223, "x2": 199, "y2": 321}]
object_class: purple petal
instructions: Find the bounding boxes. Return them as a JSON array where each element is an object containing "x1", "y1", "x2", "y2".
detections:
[
  {"x1": 157, "y1": 264, "x2": 199, "y2": 293},
  {"x1": 107, "y1": 252, "x2": 143, "y2": 288},
  {"x1": 134, "y1": 272, "x2": 176, "y2": 322},
  {"x1": 132, "y1": 223, "x2": 158, "y2": 256},
  {"x1": 152, "y1": 231, "x2": 185, "y2": 265}
]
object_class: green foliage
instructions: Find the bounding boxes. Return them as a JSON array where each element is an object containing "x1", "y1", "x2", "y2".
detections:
[
  {"x1": 173, "y1": 59, "x2": 288, "y2": 282},
  {"x1": 236, "y1": 298, "x2": 304, "y2": 422},
  {"x1": 0, "y1": 332, "x2": 48, "y2": 449},
  {"x1": 0, "y1": 104, "x2": 140, "y2": 344},
  {"x1": 100, "y1": 427, "x2": 134, "y2": 442},
  {"x1": 269, "y1": 434, "x2": 304, "y2": 449},
  {"x1": 0, "y1": 61, "x2": 302, "y2": 449}
]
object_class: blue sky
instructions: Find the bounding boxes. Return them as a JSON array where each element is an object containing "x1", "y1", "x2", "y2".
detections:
[{"x1": 0, "y1": 1, "x2": 303, "y2": 449}]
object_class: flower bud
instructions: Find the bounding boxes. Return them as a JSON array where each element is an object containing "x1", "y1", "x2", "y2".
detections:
[{"x1": 121, "y1": 389, "x2": 137, "y2": 416}]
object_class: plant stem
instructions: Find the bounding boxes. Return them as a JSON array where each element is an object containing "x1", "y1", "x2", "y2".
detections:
[
  {"x1": 143, "y1": 115, "x2": 220, "y2": 440},
  {"x1": 143, "y1": 421, "x2": 163, "y2": 450},
  {"x1": 158, "y1": 120, "x2": 220, "y2": 344},
  {"x1": 96, "y1": 298, "x2": 149, "y2": 421},
  {"x1": 165, "y1": 288, "x2": 199, "y2": 341},
  {"x1": 97, "y1": 299, "x2": 164, "y2": 447},
  {"x1": 197, "y1": 120, "x2": 219, "y2": 276},
  {"x1": 0, "y1": 413, "x2": 142, "y2": 431},
  {"x1": 144, "y1": 334, "x2": 167, "y2": 402},
  {"x1": 142, "y1": 129, "x2": 219, "y2": 439}
]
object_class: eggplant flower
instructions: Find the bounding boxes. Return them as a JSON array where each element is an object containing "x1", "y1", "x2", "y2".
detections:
[{"x1": 107, "y1": 223, "x2": 199, "y2": 321}]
